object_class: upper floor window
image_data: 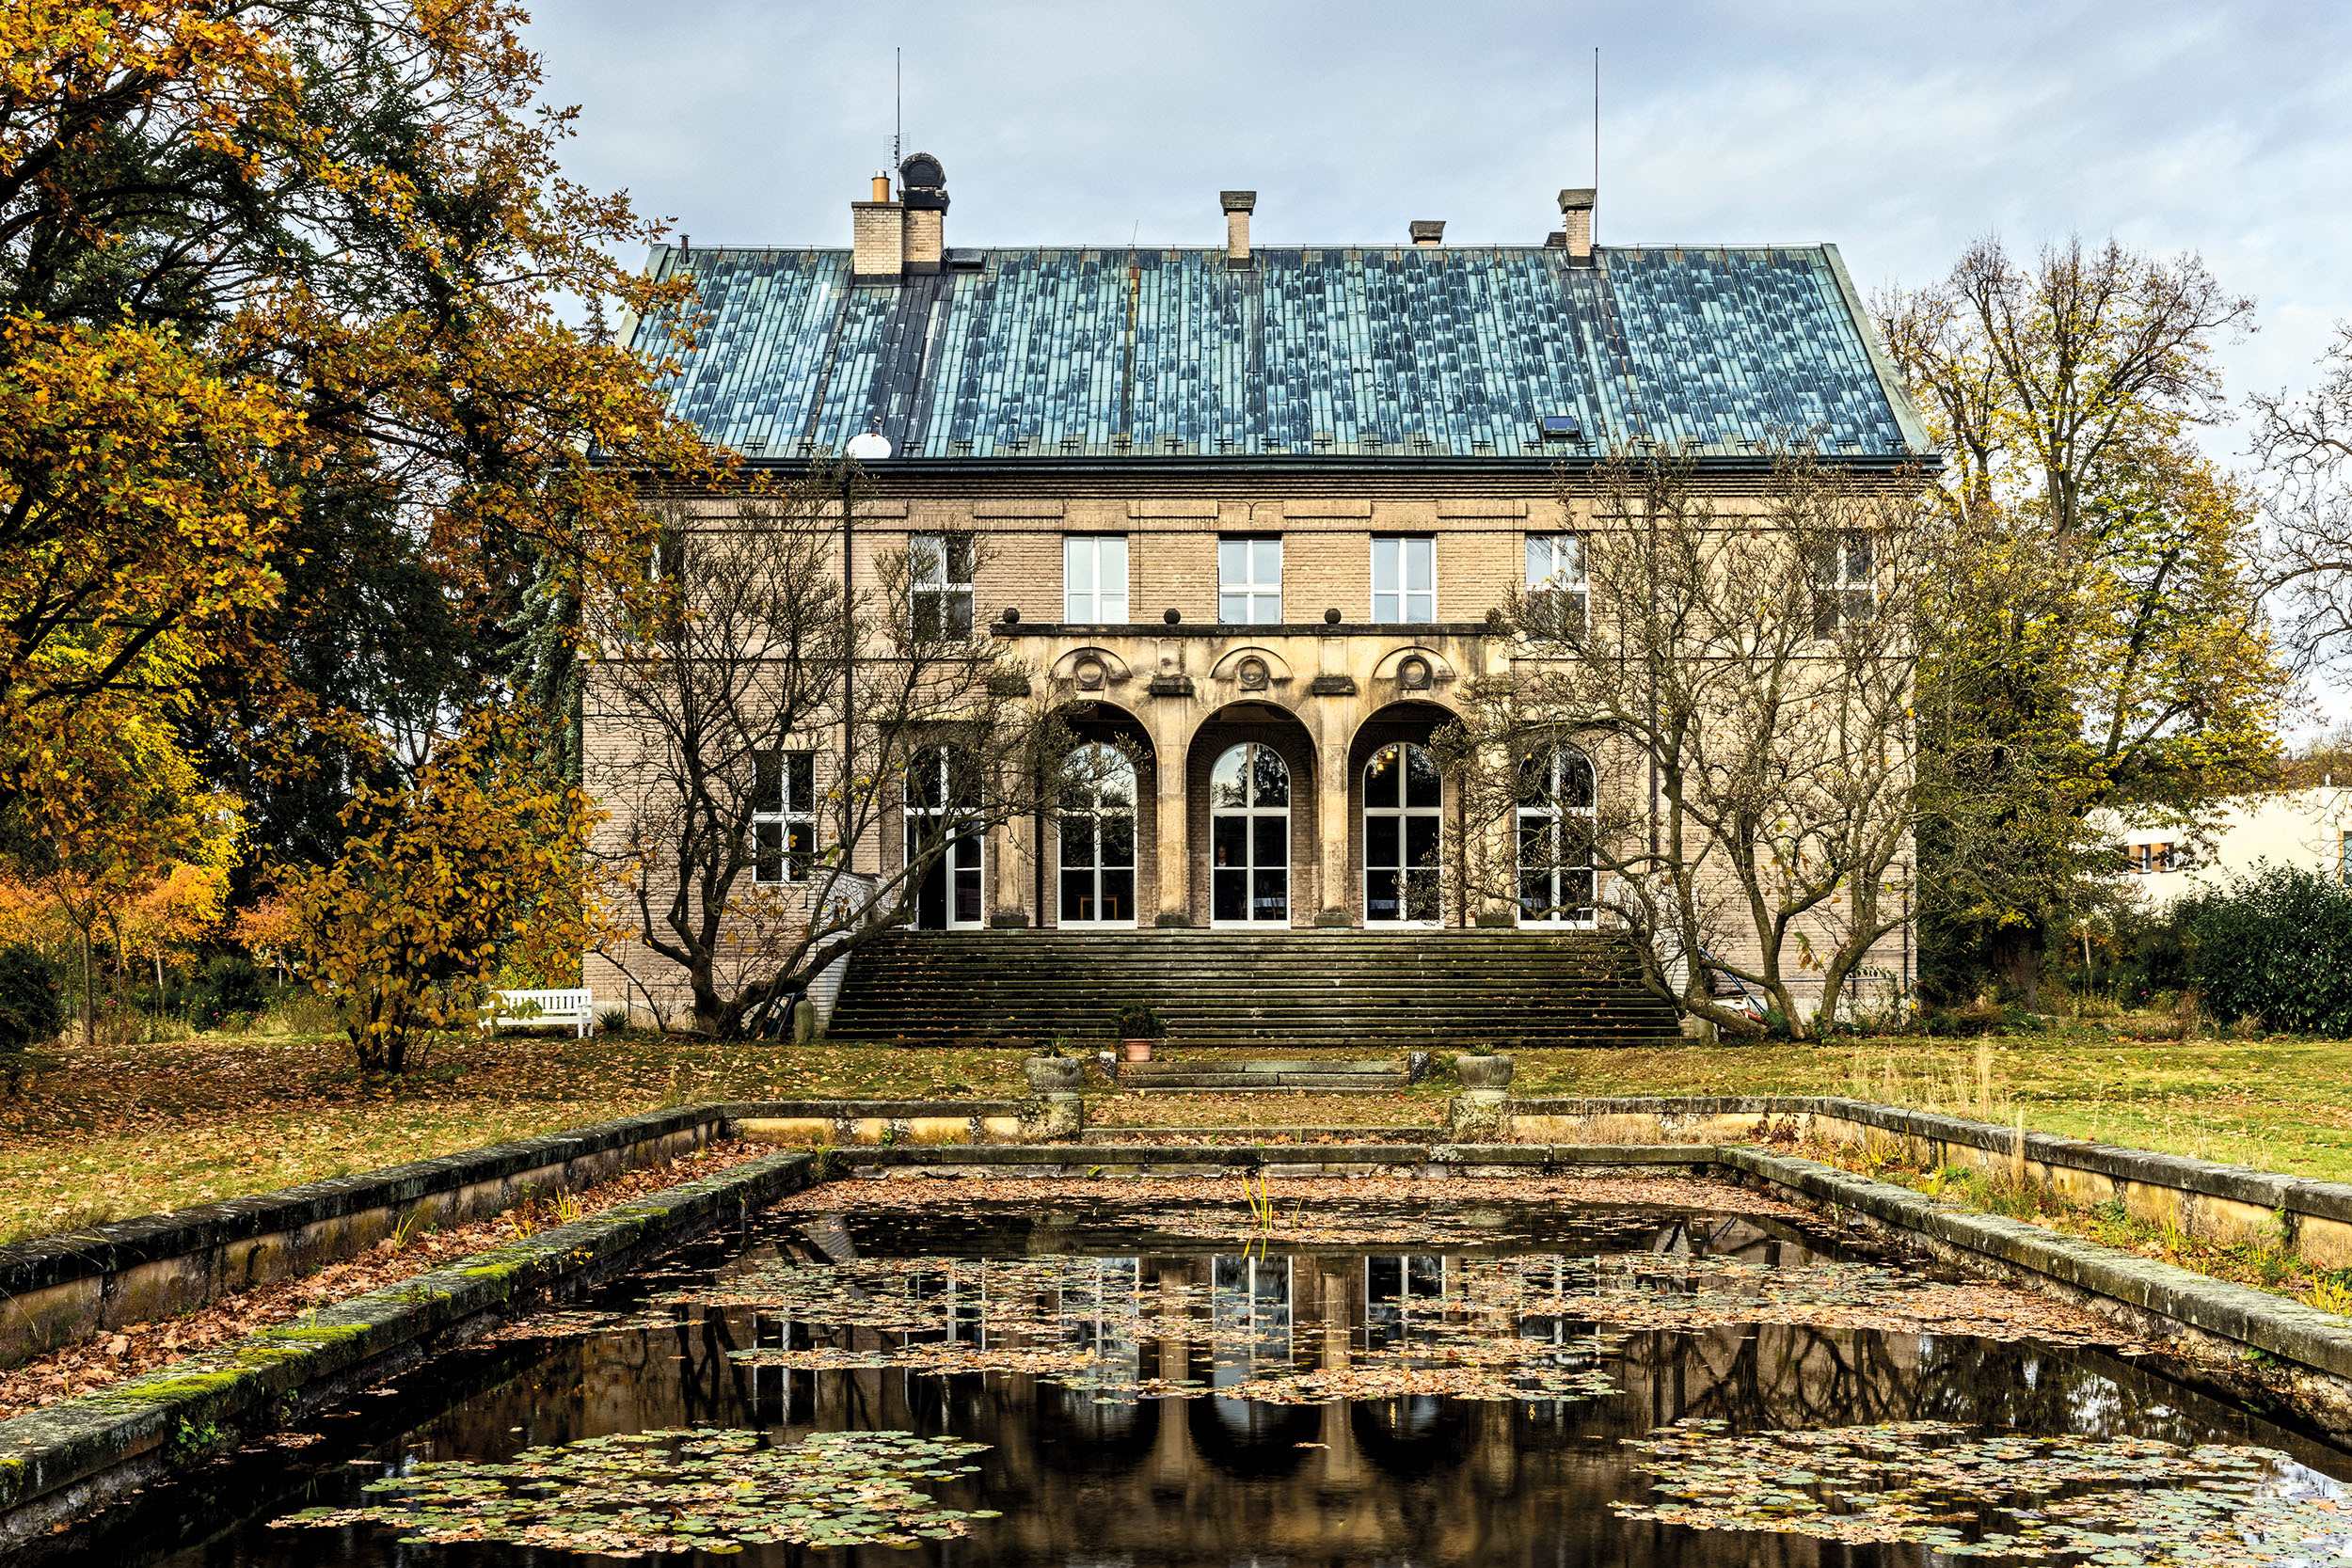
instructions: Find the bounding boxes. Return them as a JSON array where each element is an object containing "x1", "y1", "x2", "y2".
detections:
[
  {"x1": 1063, "y1": 535, "x2": 1129, "y2": 624},
  {"x1": 2123, "y1": 842, "x2": 2177, "y2": 875},
  {"x1": 1525, "y1": 532, "x2": 1586, "y2": 634},
  {"x1": 1219, "y1": 536, "x2": 1282, "y2": 625},
  {"x1": 1809, "y1": 531, "x2": 1875, "y2": 633},
  {"x1": 1372, "y1": 536, "x2": 1435, "y2": 623},
  {"x1": 910, "y1": 533, "x2": 975, "y2": 640},
  {"x1": 753, "y1": 749, "x2": 818, "y2": 884}
]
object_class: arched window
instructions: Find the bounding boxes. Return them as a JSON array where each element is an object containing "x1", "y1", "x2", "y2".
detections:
[
  {"x1": 1364, "y1": 743, "x2": 1442, "y2": 924},
  {"x1": 905, "y1": 746, "x2": 983, "y2": 929},
  {"x1": 1211, "y1": 742, "x2": 1289, "y2": 925},
  {"x1": 1517, "y1": 748, "x2": 1596, "y2": 926},
  {"x1": 1058, "y1": 743, "x2": 1136, "y2": 926}
]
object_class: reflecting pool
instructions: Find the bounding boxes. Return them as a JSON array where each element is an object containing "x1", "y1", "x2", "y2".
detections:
[{"x1": 59, "y1": 1184, "x2": 2352, "y2": 1568}]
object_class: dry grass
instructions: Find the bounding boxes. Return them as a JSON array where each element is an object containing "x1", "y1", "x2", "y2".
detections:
[{"x1": 11, "y1": 1028, "x2": 2352, "y2": 1245}]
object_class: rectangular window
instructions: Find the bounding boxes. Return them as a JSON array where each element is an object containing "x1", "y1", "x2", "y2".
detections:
[
  {"x1": 1372, "y1": 536, "x2": 1435, "y2": 623},
  {"x1": 1063, "y1": 535, "x2": 1130, "y2": 623},
  {"x1": 752, "y1": 750, "x2": 818, "y2": 884},
  {"x1": 1524, "y1": 532, "x2": 1587, "y2": 634},
  {"x1": 1810, "y1": 531, "x2": 1875, "y2": 633},
  {"x1": 2344, "y1": 830, "x2": 2351, "y2": 886},
  {"x1": 909, "y1": 533, "x2": 975, "y2": 640},
  {"x1": 1218, "y1": 536, "x2": 1282, "y2": 625}
]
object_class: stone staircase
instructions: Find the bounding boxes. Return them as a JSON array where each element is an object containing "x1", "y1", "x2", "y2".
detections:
[
  {"x1": 824, "y1": 931, "x2": 1680, "y2": 1050},
  {"x1": 1113, "y1": 1058, "x2": 1418, "y2": 1092}
]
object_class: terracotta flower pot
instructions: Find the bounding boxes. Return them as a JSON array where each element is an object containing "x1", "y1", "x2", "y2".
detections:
[
  {"x1": 1024, "y1": 1055, "x2": 1086, "y2": 1094},
  {"x1": 1122, "y1": 1037, "x2": 1155, "y2": 1064},
  {"x1": 1454, "y1": 1052, "x2": 1515, "y2": 1090}
]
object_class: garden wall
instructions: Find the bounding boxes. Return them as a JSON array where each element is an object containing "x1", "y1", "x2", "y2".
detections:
[
  {"x1": 0, "y1": 1098, "x2": 1041, "y2": 1369},
  {"x1": 1506, "y1": 1096, "x2": 2352, "y2": 1267}
]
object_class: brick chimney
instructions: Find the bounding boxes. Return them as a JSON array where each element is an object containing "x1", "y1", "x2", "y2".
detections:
[
  {"x1": 852, "y1": 171, "x2": 902, "y2": 282},
  {"x1": 1221, "y1": 191, "x2": 1255, "y2": 266},
  {"x1": 1410, "y1": 220, "x2": 1444, "y2": 248},
  {"x1": 899, "y1": 152, "x2": 948, "y2": 274},
  {"x1": 1557, "y1": 188, "x2": 1596, "y2": 264}
]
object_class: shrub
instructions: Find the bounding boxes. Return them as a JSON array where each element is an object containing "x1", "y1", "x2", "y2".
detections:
[
  {"x1": 2180, "y1": 863, "x2": 2352, "y2": 1036},
  {"x1": 0, "y1": 945, "x2": 64, "y2": 1057},
  {"x1": 199, "y1": 954, "x2": 266, "y2": 1025}
]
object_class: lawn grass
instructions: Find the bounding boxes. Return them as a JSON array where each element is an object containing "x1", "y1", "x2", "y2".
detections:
[
  {"x1": 8, "y1": 1025, "x2": 2352, "y2": 1244},
  {"x1": 0, "y1": 1031, "x2": 1030, "y2": 1243}
]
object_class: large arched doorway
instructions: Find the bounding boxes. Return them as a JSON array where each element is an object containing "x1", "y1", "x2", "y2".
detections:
[
  {"x1": 1211, "y1": 742, "x2": 1290, "y2": 926},
  {"x1": 1518, "y1": 747, "x2": 1596, "y2": 927},
  {"x1": 906, "y1": 746, "x2": 984, "y2": 929},
  {"x1": 1058, "y1": 742, "x2": 1137, "y2": 926},
  {"x1": 1363, "y1": 743, "x2": 1442, "y2": 925}
]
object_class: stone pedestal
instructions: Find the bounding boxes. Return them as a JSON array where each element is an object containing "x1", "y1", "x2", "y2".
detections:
[
  {"x1": 1449, "y1": 1089, "x2": 1510, "y2": 1141},
  {"x1": 1019, "y1": 1091, "x2": 1084, "y2": 1141}
]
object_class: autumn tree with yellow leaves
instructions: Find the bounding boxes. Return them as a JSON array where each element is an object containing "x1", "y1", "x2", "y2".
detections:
[
  {"x1": 282, "y1": 705, "x2": 594, "y2": 1073},
  {"x1": 1879, "y1": 237, "x2": 2286, "y2": 1001},
  {"x1": 0, "y1": 2, "x2": 729, "y2": 1037}
]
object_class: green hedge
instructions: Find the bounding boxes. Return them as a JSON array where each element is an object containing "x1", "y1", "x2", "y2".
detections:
[{"x1": 2181, "y1": 863, "x2": 2352, "y2": 1035}]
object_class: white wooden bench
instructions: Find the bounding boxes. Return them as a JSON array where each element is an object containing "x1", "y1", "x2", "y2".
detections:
[{"x1": 484, "y1": 988, "x2": 595, "y2": 1037}]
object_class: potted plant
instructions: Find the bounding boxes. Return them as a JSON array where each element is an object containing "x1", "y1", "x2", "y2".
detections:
[
  {"x1": 1025, "y1": 1036, "x2": 1087, "y2": 1094},
  {"x1": 1114, "y1": 1004, "x2": 1166, "y2": 1064},
  {"x1": 1454, "y1": 1044, "x2": 1515, "y2": 1090}
]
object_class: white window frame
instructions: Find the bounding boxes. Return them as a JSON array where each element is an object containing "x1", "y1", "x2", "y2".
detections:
[
  {"x1": 1218, "y1": 536, "x2": 1282, "y2": 625},
  {"x1": 1372, "y1": 535, "x2": 1436, "y2": 623},
  {"x1": 1363, "y1": 742, "x2": 1443, "y2": 926},
  {"x1": 752, "y1": 749, "x2": 818, "y2": 884},
  {"x1": 1518, "y1": 747, "x2": 1597, "y2": 927},
  {"x1": 1525, "y1": 532, "x2": 1587, "y2": 633},
  {"x1": 1057, "y1": 742, "x2": 1137, "y2": 927},
  {"x1": 905, "y1": 746, "x2": 986, "y2": 929},
  {"x1": 1811, "y1": 531, "x2": 1875, "y2": 633},
  {"x1": 910, "y1": 532, "x2": 976, "y2": 640},
  {"x1": 1062, "y1": 535, "x2": 1130, "y2": 624}
]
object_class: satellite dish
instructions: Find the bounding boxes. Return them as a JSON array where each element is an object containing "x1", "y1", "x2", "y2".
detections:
[{"x1": 846, "y1": 431, "x2": 893, "y2": 461}]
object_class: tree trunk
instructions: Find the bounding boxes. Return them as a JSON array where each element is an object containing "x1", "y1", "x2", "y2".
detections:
[
  {"x1": 1988, "y1": 922, "x2": 2042, "y2": 1006},
  {"x1": 80, "y1": 927, "x2": 93, "y2": 1049}
]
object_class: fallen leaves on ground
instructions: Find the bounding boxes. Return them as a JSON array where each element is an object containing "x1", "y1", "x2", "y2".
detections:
[{"x1": 0, "y1": 1142, "x2": 770, "y2": 1418}]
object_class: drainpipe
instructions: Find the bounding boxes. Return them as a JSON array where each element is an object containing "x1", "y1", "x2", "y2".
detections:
[{"x1": 841, "y1": 470, "x2": 855, "y2": 872}]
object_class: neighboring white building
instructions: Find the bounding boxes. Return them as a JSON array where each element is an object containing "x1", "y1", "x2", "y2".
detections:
[{"x1": 2113, "y1": 786, "x2": 2352, "y2": 905}]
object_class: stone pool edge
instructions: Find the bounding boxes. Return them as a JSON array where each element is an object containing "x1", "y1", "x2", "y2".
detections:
[
  {"x1": 24, "y1": 1134, "x2": 2352, "y2": 1544},
  {"x1": 0, "y1": 1146, "x2": 830, "y2": 1550}
]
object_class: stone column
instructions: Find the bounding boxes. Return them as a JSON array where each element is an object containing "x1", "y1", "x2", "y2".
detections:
[
  {"x1": 1316, "y1": 739, "x2": 1350, "y2": 927},
  {"x1": 1153, "y1": 716, "x2": 1190, "y2": 925}
]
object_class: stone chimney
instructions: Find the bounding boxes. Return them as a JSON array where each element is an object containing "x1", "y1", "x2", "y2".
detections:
[
  {"x1": 899, "y1": 152, "x2": 948, "y2": 274},
  {"x1": 852, "y1": 171, "x2": 902, "y2": 282},
  {"x1": 1410, "y1": 219, "x2": 1445, "y2": 248},
  {"x1": 1221, "y1": 191, "x2": 1256, "y2": 265},
  {"x1": 1556, "y1": 188, "x2": 1596, "y2": 264}
]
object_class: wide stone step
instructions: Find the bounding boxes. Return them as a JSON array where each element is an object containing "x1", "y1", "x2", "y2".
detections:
[{"x1": 827, "y1": 931, "x2": 1678, "y2": 1050}]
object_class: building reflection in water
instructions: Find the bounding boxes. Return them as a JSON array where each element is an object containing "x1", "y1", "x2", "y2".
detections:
[{"x1": 349, "y1": 1224, "x2": 2318, "y2": 1568}]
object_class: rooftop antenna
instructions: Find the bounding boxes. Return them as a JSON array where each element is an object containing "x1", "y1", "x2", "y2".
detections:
[
  {"x1": 893, "y1": 48, "x2": 902, "y2": 176},
  {"x1": 1593, "y1": 46, "x2": 1600, "y2": 192}
]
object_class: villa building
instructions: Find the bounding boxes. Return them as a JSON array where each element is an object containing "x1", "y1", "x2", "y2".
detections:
[{"x1": 589, "y1": 156, "x2": 1930, "y2": 1038}]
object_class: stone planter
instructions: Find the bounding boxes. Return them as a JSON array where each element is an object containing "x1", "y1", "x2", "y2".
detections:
[
  {"x1": 1121, "y1": 1037, "x2": 1156, "y2": 1064},
  {"x1": 1024, "y1": 1055, "x2": 1087, "y2": 1094},
  {"x1": 1455, "y1": 1052, "x2": 1515, "y2": 1090}
]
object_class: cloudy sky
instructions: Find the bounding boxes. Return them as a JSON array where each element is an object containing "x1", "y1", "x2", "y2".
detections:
[{"x1": 525, "y1": 0, "x2": 2351, "y2": 426}]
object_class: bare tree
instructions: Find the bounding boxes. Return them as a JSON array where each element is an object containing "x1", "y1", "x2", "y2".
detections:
[
  {"x1": 586, "y1": 463, "x2": 1090, "y2": 1037},
  {"x1": 2253, "y1": 323, "x2": 2352, "y2": 673},
  {"x1": 1438, "y1": 446, "x2": 1924, "y2": 1038}
]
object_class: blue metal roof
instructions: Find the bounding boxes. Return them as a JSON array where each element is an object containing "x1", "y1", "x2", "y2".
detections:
[{"x1": 633, "y1": 244, "x2": 1920, "y2": 462}]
